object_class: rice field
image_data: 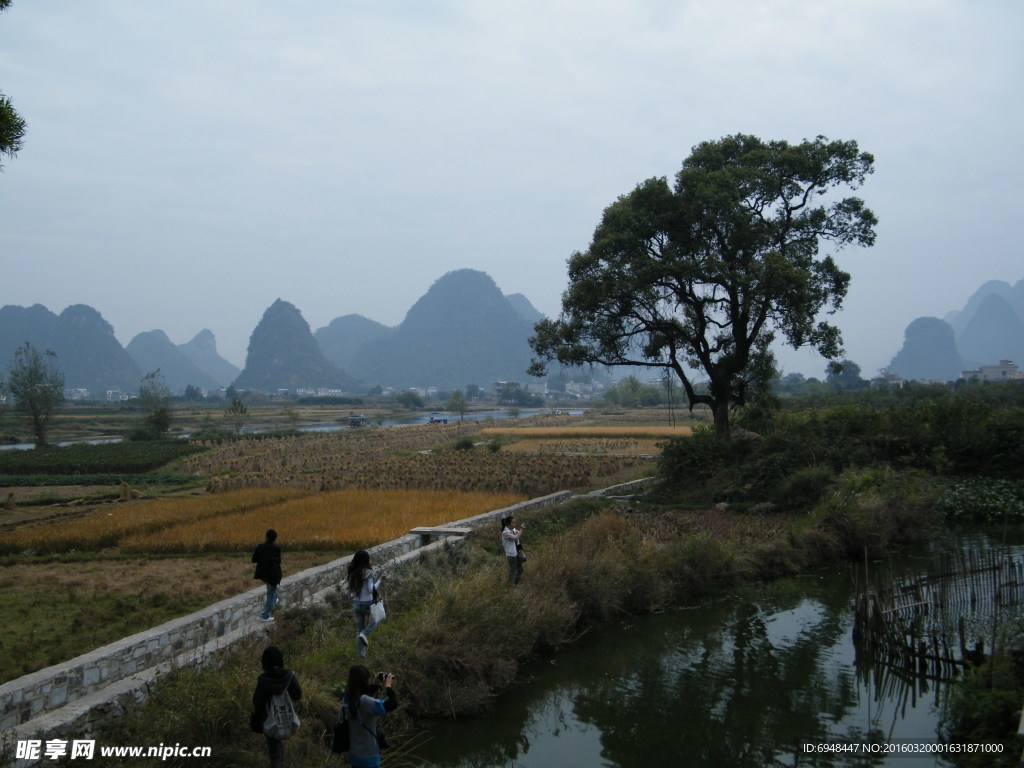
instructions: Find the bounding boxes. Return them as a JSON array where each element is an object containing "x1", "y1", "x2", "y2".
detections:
[
  {"x1": 121, "y1": 489, "x2": 527, "y2": 553},
  {"x1": 500, "y1": 438, "x2": 667, "y2": 456},
  {"x1": 188, "y1": 423, "x2": 654, "y2": 496},
  {"x1": 479, "y1": 426, "x2": 693, "y2": 439},
  {"x1": 0, "y1": 488, "x2": 308, "y2": 555}
]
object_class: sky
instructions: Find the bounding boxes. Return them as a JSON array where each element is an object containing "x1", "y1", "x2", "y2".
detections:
[{"x1": 1, "y1": 0, "x2": 1021, "y2": 377}]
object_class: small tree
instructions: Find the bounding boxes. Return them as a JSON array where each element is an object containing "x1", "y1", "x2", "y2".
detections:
[
  {"x1": 135, "y1": 370, "x2": 173, "y2": 439},
  {"x1": 7, "y1": 342, "x2": 64, "y2": 445},
  {"x1": 224, "y1": 396, "x2": 249, "y2": 434},
  {"x1": 447, "y1": 390, "x2": 468, "y2": 421}
]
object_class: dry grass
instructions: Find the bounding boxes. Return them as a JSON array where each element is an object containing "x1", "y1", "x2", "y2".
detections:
[
  {"x1": 0, "y1": 551, "x2": 336, "y2": 604},
  {"x1": 500, "y1": 438, "x2": 667, "y2": 455},
  {"x1": 480, "y1": 425, "x2": 693, "y2": 439},
  {"x1": 121, "y1": 489, "x2": 527, "y2": 553}
]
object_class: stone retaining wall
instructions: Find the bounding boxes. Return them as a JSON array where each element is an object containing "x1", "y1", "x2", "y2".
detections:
[{"x1": 1, "y1": 490, "x2": 575, "y2": 751}]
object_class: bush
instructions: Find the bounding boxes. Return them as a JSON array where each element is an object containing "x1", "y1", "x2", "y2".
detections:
[
  {"x1": 807, "y1": 467, "x2": 939, "y2": 559},
  {"x1": 935, "y1": 477, "x2": 1024, "y2": 523},
  {"x1": 940, "y1": 660, "x2": 1024, "y2": 768}
]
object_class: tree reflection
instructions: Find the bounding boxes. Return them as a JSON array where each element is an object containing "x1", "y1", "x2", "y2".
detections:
[{"x1": 413, "y1": 571, "x2": 931, "y2": 768}]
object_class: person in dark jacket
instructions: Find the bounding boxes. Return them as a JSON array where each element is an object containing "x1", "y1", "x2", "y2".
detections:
[
  {"x1": 252, "y1": 529, "x2": 283, "y2": 622},
  {"x1": 339, "y1": 665, "x2": 397, "y2": 768},
  {"x1": 251, "y1": 645, "x2": 302, "y2": 768}
]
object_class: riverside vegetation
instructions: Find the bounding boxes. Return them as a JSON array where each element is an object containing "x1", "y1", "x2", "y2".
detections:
[{"x1": 5, "y1": 382, "x2": 1008, "y2": 767}]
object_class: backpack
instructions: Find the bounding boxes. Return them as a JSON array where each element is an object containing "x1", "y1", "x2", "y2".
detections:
[
  {"x1": 331, "y1": 706, "x2": 351, "y2": 753},
  {"x1": 262, "y1": 673, "x2": 300, "y2": 740}
]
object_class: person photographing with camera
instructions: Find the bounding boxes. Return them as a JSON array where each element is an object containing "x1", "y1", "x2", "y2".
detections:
[
  {"x1": 501, "y1": 514, "x2": 526, "y2": 585},
  {"x1": 338, "y1": 665, "x2": 397, "y2": 768}
]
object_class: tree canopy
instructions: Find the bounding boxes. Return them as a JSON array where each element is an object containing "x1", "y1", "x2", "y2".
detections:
[
  {"x1": 0, "y1": 1, "x2": 26, "y2": 171},
  {"x1": 529, "y1": 134, "x2": 877, "y2": 438},
  {"x1": 7, "y1": 342, "x2": 64, "y2": 445}
]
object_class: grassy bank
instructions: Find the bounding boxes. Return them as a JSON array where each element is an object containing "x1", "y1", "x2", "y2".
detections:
[{"x1": 81, "y1": 467, "x2": 941, "y2": 767}]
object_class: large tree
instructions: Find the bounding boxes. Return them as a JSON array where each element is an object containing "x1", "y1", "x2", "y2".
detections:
[
  {"x1": 529, "y1": 134, "x2": 877, "y2": 438},
  {"x1": 7, "y1": 342, "x2": 64, "y2": 445}
]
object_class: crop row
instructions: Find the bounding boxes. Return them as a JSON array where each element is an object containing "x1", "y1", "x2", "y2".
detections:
[
  {"x1": 0, "y1": 441, "x2": 206, "y2": 476},
  {"x1": 0, "y1": 473, "x2": 197, "y2": 487},
  {"x1": 205, "y1": 451, "x2": 648, "y2": 496},
  {"x1": 500, "y1": 438, "x2": 665, "y2": 456},
  {"x1": 479, "y1": 426, "x2": 693, "y2": 439},
  {"x1": 120, "y1": 489, "x2": 526, "y2": 553},
  {"x1": 0, "y1": 488, "x2": 308, "y2": 555}
]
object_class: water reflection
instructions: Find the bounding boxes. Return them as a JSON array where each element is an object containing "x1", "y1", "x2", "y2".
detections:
[{"x1": 410, "y1": 554, "x2": 1018, "y2": 768}]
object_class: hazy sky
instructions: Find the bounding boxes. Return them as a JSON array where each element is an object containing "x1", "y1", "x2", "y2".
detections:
[{"x1": 2, "y1": 1, "x2": 1021, "y2": 377}]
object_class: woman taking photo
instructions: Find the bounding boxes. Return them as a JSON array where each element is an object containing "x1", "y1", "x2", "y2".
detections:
[
  {"x1": 501, "y1": 514, "x2": 526, "y2": 585},
  {"x1": 346, "y1": 550, "x2": 388, "y2": 658},
  {"x1": 339, "y1": 665, "x2": 397, "y2": 768}
]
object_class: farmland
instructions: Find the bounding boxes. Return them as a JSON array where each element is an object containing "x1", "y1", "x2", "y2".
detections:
[{"x1": 0, "y1": 409, "x2": 669, "y2": 682}]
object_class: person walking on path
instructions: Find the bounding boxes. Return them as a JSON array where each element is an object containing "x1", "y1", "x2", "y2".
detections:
[
  {"x1": 253, "y1": 529, "x2": 283, "y2": 622},
  {"x1": 501, "y1": 514, "x2": 526, "y2": 585},
  {"x1": 250, "y1": 645, "x2": 302, "y2": 768},
  {"x1": 339, "y1": 665, "x2": 397, "y2": 768},
  {"x1": 346, "y1": 550, "x2": 388, "y2": 659}
]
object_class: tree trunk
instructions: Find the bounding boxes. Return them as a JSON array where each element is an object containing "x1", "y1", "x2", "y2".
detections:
[{"x1": 712, "y1": 398, "x2": 731, "y2": 440}]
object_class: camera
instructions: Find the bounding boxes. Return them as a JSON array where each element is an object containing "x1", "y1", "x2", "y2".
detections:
[{"x1": 376, "y1": 671, "x2": 393, "y2": 681}]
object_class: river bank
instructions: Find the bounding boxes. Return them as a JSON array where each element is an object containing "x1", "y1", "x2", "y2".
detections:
[{"x1": 88, "y1": 466, "x2": 949, "y2": 767}]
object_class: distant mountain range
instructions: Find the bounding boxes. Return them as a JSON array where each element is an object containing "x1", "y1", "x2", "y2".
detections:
[
  {"x1": 886, "y1": 278, "x2": 1024, "y2": 380},
  {"x1": 5, "y1": 271, "x2": 1019, "y2": 395},
  {"x1": 0, "y1": 268, "x2": 551, "y2": 396}
]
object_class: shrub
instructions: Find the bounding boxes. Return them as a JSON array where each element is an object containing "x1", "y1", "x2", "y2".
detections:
[
  {"x1": 940, "y1": 659, "x2": 1024, "y2": 768},
  {"x1": 807, "y1": 467, "x2": 939, "y2": 559}
]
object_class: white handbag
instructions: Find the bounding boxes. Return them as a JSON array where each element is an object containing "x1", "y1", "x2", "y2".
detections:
[{"x1": 369, "y1": 598, "x2": 387, "y2": 624}]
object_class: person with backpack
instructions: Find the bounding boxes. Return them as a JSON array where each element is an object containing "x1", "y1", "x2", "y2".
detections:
[
  {"x1": 338, "y1": 665, "x2": 397, "y2": 768},
  {"x1": 252, "y1": 529, "x2": 283, "y2": 622},
  {"x1": 250, "y1": 645, "x2": 302, "y2": 768},
  {"x1": 346, "y1": 550, "x2": 388, "y2": 659}
]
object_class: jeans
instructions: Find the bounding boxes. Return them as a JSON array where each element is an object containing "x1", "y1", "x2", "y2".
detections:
[
  {"x1": 507, "y1": 555, "x2": 523, "y2": 585},
  {"x1": 261, "y1": 582, "x2": 278, "y2": 619},
  {"x1": 265, "y1": 736, "x2": 284, "y2": 768},
  {"x1": 353, "y1": 602, "x2": 380, "y2": 658}
]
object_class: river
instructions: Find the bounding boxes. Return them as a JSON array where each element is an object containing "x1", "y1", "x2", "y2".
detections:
[{"x1": 408, "y1": 530, "x2": 1024, "y2": 768}]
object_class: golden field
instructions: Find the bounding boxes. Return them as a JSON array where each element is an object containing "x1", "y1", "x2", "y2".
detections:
[
  {"x1": 0, "y1": 488, "x2": 307, "y2": 555},
  {"x1": 121, "y1": 488, "x2": 526, "y2": 553}
]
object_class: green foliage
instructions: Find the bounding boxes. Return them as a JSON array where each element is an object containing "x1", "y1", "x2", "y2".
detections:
[
  {"x1": 0, "y1": 472, "x2": 196, "y2": 488},
  {"x1": 0, "y1": 440, "x2": 205, "y2": 475},
  {"x1": 396, "y1": 390, "x2": 425, "y2": 408},
  {"x1": 600, "y1": 375, "x2": 668, "y2": 407},
  {"x1": 0, "y1": 91, "x2": 25, "y2": 170},
  {"x1": 936, "y1": 478, "x2": 1024, "y2": 523},
  {"x1": 530, "y1": 133, "x2": 877, "y2": 437},
  {"x1": 447, "y1": 389, "x2": 468, "y2": 420},
  {"x1": 6, "y1": 342, "x2": 64, "y2": 445},
  {"x1": 940, "y1": 660, "x2": 1024, "y2": 768},
  {"x1": 223, "y1": 396, "x2": 249, "y2": 434},
  {"x1": 134, "y1": 370, "x2": 173, "y2": 440},
  {"x1": 453, "y1": 436, "x2": 475, "y2": 451},
  {"x1": 807, "y1": 467, "x2": 938, "y2": 559}
]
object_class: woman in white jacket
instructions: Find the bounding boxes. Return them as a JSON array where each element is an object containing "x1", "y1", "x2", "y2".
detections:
[{"x1": 500, "y1": 514, "x2": 526, "y2": 585}]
